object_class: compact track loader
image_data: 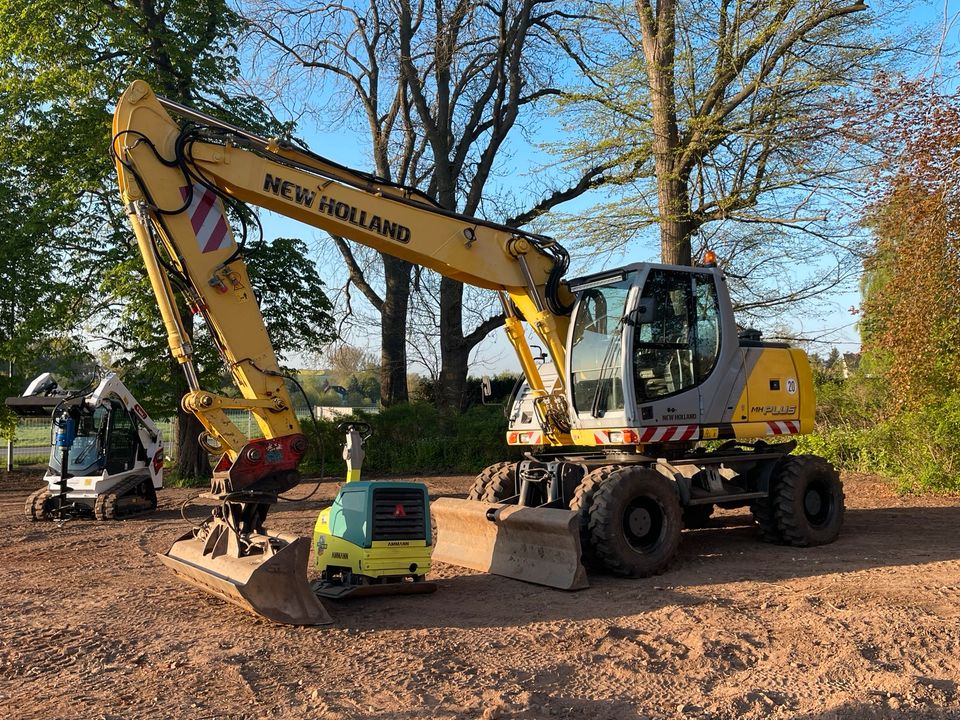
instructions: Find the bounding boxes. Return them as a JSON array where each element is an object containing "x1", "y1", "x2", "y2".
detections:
[
  {"x1": 7, "y1": 373, "x2": 164, "y2": 521},
  {"x1": 112, "y1": 80, "x2": 844, "y2": 623}
]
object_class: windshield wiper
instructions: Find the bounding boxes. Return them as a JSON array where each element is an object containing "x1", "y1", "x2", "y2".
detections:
[{"x1": 590, "y1": 315, "x2": 626, "y2": 418}]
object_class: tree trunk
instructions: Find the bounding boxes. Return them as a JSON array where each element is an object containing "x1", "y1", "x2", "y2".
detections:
[
  {"x1": 172, "y1": 311, "x2": 211, "y2": 481},
  {"x1": 638, "y1": 0, "x2": 695, "y2": 267},
  {"x1": 438, "y1": 276, "x2": 469, "y2": 409},
  {"x1": 380, "y1": 254, "x2": 412, "y2": 405},
  {"x1": 656, "y1": 173, "x2": 695, "y2": 266},
  {"x1": 176, "y1": 408, "x2": 211, "y2": 481}
]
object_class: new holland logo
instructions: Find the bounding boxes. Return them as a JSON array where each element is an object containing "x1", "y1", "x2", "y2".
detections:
[{"x1": 393, "y1": 503, "x2": 407, "y2": 518}]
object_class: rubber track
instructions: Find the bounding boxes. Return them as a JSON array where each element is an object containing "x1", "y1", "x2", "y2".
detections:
[
  {"x1": 466, "y1": 461, "x2": 514, "y2": 501},
  {"x1": 24, "y1": 488, "x2": 51, "y2": 521},
  {"x1": 773, "y1": 454, "x2": 844, "y2": 547},
  {"x1": 94, "y1": 475, "x2": 156, "y2": 521},
  {"x1": 569, "y1": 465, "x2": 619, "y2": 568}
]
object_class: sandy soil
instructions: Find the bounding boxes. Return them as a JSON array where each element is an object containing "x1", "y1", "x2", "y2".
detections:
[{"x1": 0, "y1": 470, "x2": 958, "y2": 720}]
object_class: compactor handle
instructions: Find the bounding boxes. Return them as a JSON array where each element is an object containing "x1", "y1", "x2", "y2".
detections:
[{"x1": 336, "y1": 421, "x2": 372, "y2": 440}]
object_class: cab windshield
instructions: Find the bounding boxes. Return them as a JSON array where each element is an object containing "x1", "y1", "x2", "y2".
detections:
[
  {"x1": 569, "y1": 278, "x2": 633, "y2": 415},
  {"x1": 48, "y1": 406, "x2": 108, "y2": 474}
]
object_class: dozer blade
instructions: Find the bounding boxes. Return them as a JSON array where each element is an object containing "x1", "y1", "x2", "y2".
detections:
[
  {"x1": 431, "y1": 498, "x2": 589, "y2": 590},
  {"x1": 158, "y1": 531, "x2": 333, "y2": 625}
]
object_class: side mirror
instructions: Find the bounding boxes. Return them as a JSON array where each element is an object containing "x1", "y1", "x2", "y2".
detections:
[{"x1": 635, "y1": 298, "x2": 657, "y2": 324}]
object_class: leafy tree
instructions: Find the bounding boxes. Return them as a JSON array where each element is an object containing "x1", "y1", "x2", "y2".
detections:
[
  {"x1": 244, "y1": 0, "x2": 610, "y2": 408},
  {"x1": 861, "y1": 80, "x2": 960, "y2": 407},
  {"x1": 0, "y1": 0, "x2": 335, "y2": 477}
]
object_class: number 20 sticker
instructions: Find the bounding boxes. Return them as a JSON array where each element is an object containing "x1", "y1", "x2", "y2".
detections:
[{"x1": 786, "y1": 378, "x2": 797, "y2": 394}]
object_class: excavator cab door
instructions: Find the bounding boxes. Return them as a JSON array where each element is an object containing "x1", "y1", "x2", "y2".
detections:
[{"x1": 629, "y1": 268, "x2": 725, "y2": 426}]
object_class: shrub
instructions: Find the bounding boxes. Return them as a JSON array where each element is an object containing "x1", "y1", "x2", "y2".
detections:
[{"x1": 299, "y1": 402, "x2": 520, "y2": 477}]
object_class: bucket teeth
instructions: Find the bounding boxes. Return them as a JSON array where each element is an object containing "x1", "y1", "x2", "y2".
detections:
[
  {"x1": 431, "y1": 498, "x2": 589, "y2": 590},
  {"x1": 159, "y1": 531, "x2": 333, "y2": 625}
]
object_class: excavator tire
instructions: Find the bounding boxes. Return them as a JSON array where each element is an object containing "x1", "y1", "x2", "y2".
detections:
[
  {"x1": 466, "y1": 461, "x2": 515, "y2": 500},
  {"x1": 773, "y1": 454, "x2": 844, "y2": 547},
  {"x1": 25, "y1": 488, "x2": 52, "y2": 521},
  {"x1": 480, "y1": 463, "x2": 518, "y2": 503},
  {"x1": 586, "y1": 466, "x2": 682, "y2": 578},
  {"x1": 682, "y1": 504, "x2": 714, "y2": 529},
  {"x1": 94, "y1": 475, "x2": 157, "y2": 521},
  {"x1": 750, "y1": 495, "x2": 782, "y2": 543},
  {"x1": 569, "y1": 465, "x2": 619, "y2": 568}
]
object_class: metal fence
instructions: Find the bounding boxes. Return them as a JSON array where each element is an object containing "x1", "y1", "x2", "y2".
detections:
[{"x1": 5, "y1": 407, "x2": 378, "y2": 468}]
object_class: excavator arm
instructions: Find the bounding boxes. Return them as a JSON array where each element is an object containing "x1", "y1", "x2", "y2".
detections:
[
  {"x1": 112, "y1": 80, "x2": 579, "y2": 623},
  {"x1": 113, "y1": 81, "x2": 574, "y2": 457}
]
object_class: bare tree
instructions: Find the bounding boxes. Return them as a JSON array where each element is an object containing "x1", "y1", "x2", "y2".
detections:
[{"x1": 242, "y1": 0, "x2": 609, "y2": 408}]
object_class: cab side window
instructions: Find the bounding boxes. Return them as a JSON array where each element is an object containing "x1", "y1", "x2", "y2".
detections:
[
  {"x1": 692, "y1": 274, "x2": 722, "y2": 382},
  {"x1": 633, "y1": 270, "x2": 696, "y2": 401}
]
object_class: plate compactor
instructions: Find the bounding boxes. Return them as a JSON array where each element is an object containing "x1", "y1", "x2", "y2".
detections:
[{"x1": 311, "y1": 423, "x2": 436, "y2": 599}]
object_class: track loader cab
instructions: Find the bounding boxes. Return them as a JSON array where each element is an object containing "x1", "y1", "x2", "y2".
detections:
[{"x1": 46, "y1": 400, "x2": 142, "y2": 479}]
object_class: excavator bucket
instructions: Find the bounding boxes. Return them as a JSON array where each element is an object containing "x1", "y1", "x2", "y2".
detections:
[
  {"x1": 431, "y1": 498, "x2": 589, "y2": 590},
  {"x1": 158, "y1": 530, "x2": 333, "y2": 625}
]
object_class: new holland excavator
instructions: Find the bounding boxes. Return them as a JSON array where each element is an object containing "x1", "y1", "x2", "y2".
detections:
[{"x1": 112, "y1": 80, "x2": 844, "y2": 624}]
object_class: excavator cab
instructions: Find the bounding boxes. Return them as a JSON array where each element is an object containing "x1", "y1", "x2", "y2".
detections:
[{"x1": 566, "y1": 263, "x2": 730, "y2": 438}]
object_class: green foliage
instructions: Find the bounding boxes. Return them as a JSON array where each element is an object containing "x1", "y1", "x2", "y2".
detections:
[
  {"x1": 245, "y1": 238, "x2": 336, "y2": 362},
  {"x1": 299, "y1": 403, "x2": 519, "y2": 477},
  {"x1": 795, "y1": 369, "x2": 960, "y2": 494}
]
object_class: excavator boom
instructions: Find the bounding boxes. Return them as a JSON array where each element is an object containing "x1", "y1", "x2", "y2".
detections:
[{"x1": 112, "y1": 80, "x2": 587, "y2": 619}]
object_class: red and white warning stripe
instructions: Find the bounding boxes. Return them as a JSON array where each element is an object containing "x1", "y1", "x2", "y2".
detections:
[
  {"x1": 180, "y1": 185, "x2": 232, "y2": 254},
  {"x1": 638, "y1": 425, "x2": 699, "y2": 443},
  {"x1": 593, "y1": 426, "x2": 699, "y2": 445},
  {"x1": 766, "y1": 420, "x2": 800, "y2": 435}
]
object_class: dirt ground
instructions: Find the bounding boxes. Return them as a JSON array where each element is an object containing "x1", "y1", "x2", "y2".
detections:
[{"x1": 0, "y1": 471, "x2": 958, "y2": 720}]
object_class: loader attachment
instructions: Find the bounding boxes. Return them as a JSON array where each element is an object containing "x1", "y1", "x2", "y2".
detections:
[
  {"x1": 158, "y1": 527, "x2": 333, "y2": 626},
  {"x1": 431, "y1": 498, "x2": 589, "y2": 590}
]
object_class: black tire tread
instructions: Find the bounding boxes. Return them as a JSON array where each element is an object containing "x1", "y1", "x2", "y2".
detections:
[
  {"x1": 481, "y1": 463, "x2": 519, "y2": 503},
  {"x1": 569, "y1": 465, "x2": 619, "y2": 568},
  {"x1": 587, "y1": 467, "x2": 682, "y2": 578},
  {"x1": 774, "y1": 454, "x2": 844, "y2": 547},
  {"x1": 466, "y1": 461, "x2": 514, "y2": 501},
  {"x1": 750, "y1": 496, "x2": 782, "y2": 544}
]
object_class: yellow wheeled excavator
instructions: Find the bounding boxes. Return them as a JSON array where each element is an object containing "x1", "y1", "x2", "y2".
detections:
[{"x1": 113, "y1": 80, "x2": 844, "y2": 624}]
